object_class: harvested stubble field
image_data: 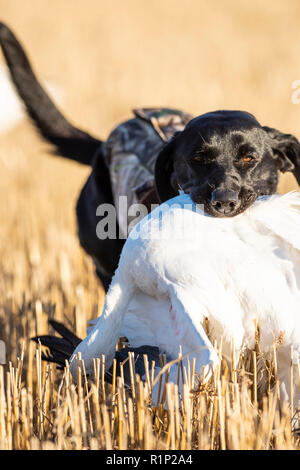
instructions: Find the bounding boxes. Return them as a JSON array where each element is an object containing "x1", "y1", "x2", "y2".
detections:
[{"x1": 0, "y1": 0, "x2": 300, "y2": 450}]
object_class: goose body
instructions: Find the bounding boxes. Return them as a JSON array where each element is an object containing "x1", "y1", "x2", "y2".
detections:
[{"x1": 70, "y1": 192, "x2": 300, "y2": 404}]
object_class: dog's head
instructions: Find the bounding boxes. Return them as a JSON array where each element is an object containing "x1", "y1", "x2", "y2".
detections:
[{"x1": 155, "y1": 110, "x2": 300, "y2": 217}]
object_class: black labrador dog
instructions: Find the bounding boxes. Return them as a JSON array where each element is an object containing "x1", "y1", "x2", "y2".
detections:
[{"x1": 1, "y1": 22, "x2": 300, "y2": 293}]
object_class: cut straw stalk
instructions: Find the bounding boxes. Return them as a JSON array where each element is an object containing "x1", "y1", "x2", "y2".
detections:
[{"x1": 0, "y1": 316, "x2": 299, "y2": 450}]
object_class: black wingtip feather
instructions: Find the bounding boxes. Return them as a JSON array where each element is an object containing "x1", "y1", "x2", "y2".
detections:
[
  {"x1": 31, "y1": 335, "x2": 75, "y2": 357},
  {"x1": 31, "y1": 320, "x2": 82, "y2": 367},
  {"x1": 31, "y1": 319, "x2": 162, "y2": 383},
  {"x1": 48, "y1": 320, "x2": 82, "y2": 348}
]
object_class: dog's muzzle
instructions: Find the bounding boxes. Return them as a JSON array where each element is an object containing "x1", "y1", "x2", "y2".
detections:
[{"x1": 210, "y1": 189, "x2": 240, "y2": 216}]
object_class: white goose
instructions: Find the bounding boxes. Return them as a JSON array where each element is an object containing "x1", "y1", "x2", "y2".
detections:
[{"x1": 68, "y1": 191, "x2": 300, "y2": 405}]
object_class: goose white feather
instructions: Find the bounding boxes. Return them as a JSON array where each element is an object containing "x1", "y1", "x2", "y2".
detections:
[{"x1": 70, "y1": 192, "x2": 300, "y2": 405}]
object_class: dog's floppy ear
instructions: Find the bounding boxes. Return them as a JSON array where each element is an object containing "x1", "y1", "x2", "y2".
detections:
[
  {"x1": 263, "y1": 126, "x2": 300, "y2": 184},
  {"x1": 155, "y1": 132, "x2": 181, "y2": 202}
]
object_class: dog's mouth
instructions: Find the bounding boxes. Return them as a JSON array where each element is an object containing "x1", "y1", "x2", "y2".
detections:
[{"x1": 193, "y1": 191, "x2": 258, "y2": 218}]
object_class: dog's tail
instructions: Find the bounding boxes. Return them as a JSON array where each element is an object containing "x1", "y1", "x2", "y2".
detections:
[{"x1": 0, "y1": 22, "x2": 102, "y2": 165}]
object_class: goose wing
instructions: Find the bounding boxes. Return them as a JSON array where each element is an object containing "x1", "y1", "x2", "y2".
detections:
[{"x1": 253, "y1": 192, "x2": 300, "y2": 252}]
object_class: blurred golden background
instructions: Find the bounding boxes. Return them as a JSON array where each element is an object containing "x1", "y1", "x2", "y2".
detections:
[{"x1": 1, "y1": 0, "x2": 300, "y2": 349}]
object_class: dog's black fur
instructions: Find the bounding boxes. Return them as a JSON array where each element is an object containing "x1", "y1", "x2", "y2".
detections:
[
  {"x1": 1, "y1": 22, "x2": 300, "y2": 292},
  {"x1": 156, "y1": 111, "x2": 300, "y2": 217}
]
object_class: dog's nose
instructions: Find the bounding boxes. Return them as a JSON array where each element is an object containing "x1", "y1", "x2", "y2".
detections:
[{"x1": 211, "y1": 189, "x2": 240, "y2": 215}]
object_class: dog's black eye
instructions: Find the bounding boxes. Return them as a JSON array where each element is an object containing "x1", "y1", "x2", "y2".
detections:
[
  {"x1": 193, "y1": 153, "x2": 211, "y2": 164},
  {"x1": 238, "y1": 154, "x2": 255, "y2": 164}
]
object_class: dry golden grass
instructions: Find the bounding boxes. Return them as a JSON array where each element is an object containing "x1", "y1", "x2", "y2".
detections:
[
  {"x1": 1, "y1": 326, "x2": 300, "y2": 450},
  {"x1": 1, "y1": 0, "x2": 300, "y2": 450}
]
